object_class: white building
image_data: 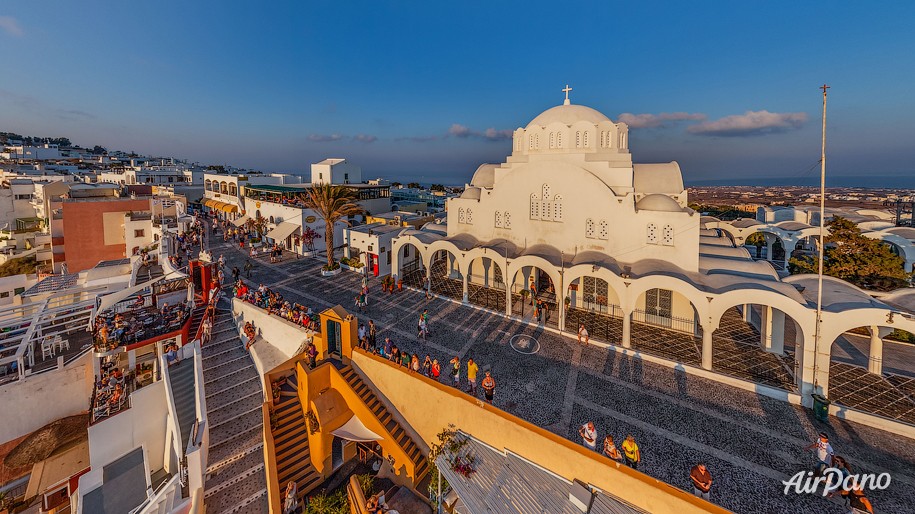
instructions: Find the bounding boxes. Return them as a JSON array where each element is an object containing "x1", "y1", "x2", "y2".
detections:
[
  {"x1": 311, "y1": 158, "x2": 361, "y2": 185},
  {"x1": 385, "y1": 93, "x2": 915, "y2": 417}
]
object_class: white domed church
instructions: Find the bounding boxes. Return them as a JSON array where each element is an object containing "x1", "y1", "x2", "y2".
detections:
[{"x1": 390, "y1": 91, "x2": 915, "y2": 427}]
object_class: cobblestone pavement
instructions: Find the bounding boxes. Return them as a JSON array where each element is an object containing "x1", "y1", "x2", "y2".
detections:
[{"x1": 210, "y1": 240, "x2": 915, "y2": 514}]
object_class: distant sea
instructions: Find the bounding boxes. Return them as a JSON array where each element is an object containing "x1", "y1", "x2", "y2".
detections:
[{"x1": 686, "y1": 176, "x2": 915, "y2": 189}]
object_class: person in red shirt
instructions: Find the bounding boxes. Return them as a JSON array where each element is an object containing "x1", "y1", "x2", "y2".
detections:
[{"x1": 690, "y1": 462, "x2": 713, "y2": 500}]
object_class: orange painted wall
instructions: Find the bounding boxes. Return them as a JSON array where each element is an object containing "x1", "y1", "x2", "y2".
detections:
[{"x1": 61, "y1": 198, "x2": 150, "y2": 272}]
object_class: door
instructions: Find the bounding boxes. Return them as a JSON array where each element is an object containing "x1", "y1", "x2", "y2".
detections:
[
  {"x1": 332, "y1": 437, "x2": 344, "y2": 470},
  {"x1": 372, "y1": 254, "x2": 379, "y2": 277},
  {"x1": 326, "y1": 320, "x2": 341, "y2": 355}
]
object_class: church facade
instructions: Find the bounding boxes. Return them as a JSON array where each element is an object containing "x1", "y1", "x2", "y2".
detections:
[{"x1": 389, "y1": 94, "x2": 915, "y2": 423}]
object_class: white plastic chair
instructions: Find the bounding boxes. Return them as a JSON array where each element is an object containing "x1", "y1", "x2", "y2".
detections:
[
  {"x1": 41, "y1": 339, "x2": 56, "y2": 360},
  {"x1": 55, "y1": 335, "x2": 69, "y2": 352}
]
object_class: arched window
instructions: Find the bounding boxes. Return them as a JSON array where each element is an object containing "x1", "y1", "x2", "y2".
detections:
[
  {"x1": 553, "y1": 195, "x2": 563, "y2": 221},
  {"x1": 458, "y1": 207, "x2": 466, "y2": 224},
  {"x1": 504, "y1": 211, "x2": 512, "y2": 229},
  {"x1": 269, "y1": 216, "x2": 275, "y2": 224},
  {"x1": 586, "y1": 219, "x2": 595, "y2": 238},
  {"x1": 557, "y1": 132, "x2": 563, "y2": 148},
  {"x1": 647, "y1": 223, "x2": 658, "y2": 244},
  {"x1": 599, "y1": 220, "x2": 609, "y2": 240},
  {"x1": 530, "y1": 194, "x2": 540, "y2": 219},
  {"x1": 466, "y1": 208, "x2": 473, "y2": 224},
  {"x1": 575, "y1": 131, "x2": 581, "y2": 148},
  {"x1": 662, "y1": 225, "x2": 675, "y2": 246},
  {"x1": 583, "y1": 132, "x2": 590, "y2": 148},
  {"x1": 494, "y1": 211, "x2": 502, "y2": 228},
  {"x1": 540, "y1": 184, "x2": 551, "y2": 220},
  {"x1": 204, "y1": 179, "x2": 212, "y2": 191},
  {"x1": 549, "y1": 132, "x2": 556, "y2": 149}
]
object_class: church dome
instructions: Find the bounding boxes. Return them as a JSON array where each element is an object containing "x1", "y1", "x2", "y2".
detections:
[
  {"x1": 526, "y1": 104, "x2": 611, "y2": 128},
  {"x1": 636, "y1": 194, "x2": 683, "y2": 212},
  {"x1": 460, "y1": 186, "x2": 482, "y2": 200}
]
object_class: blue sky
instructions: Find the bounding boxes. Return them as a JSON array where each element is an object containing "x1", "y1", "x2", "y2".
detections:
[{"x1": 2, "y1": 1, "x2": 914, "y2": 185}]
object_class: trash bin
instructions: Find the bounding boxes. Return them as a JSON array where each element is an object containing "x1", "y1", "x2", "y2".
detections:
[{"x1": 812, "y1": 394, "x2": 830, "y2": 422}]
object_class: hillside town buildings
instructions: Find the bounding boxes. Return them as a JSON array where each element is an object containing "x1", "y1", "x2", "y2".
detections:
[{"x1": 0, "y1": 97, "x2": 914, "y2": 514}]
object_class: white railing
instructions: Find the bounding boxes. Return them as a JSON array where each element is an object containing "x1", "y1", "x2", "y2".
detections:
[{"x1": 129, "y1": 473, "x2": 182, "y2": 514}]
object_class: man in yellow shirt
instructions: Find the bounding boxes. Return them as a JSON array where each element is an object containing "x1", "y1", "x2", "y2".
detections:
[
  {"x1": 621, "y1": 434, "x2": 640, "y2": 470},
  {"x1": 466, "y1": 358, "x2": 479, "y2": 395}
]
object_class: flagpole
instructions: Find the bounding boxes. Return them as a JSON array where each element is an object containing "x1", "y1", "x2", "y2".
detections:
[{"x1": 813, "y1": 84, "x2": 829, "y2": 393}]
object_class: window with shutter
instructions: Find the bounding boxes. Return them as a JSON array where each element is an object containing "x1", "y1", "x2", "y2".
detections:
[
  {"x1": 647, "y1": 223, "x2": 658, "y2": 244},
  {"x1": 662, "y1": 225, "x2": 675, "y2": 246}
]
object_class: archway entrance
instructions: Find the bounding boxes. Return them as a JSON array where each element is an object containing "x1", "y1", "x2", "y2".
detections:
[
  {"x1": 429, "y1": 249, "x2": 463, "y2": 301},
  {"x1": 710, "y1": 304, "x2": 799, "y2": 390},
  {"x1": 564, "y1": 276, "x2": 623, "y2": 343},
  {"x1": 510, "y1": 266, "x2": 556, "y2": 326},
  {"x1": 398, "y1": 243, "x2": 426, "y2": 289},
  {"x1": 826, "y1": 326, "x2": 915, "y2": 425},
  {"x1": 466, "y1": 256, "x2": 506, "y2": 311},
  {"x1": 628, "y1": 288, "x2": 701, "y2": 365}
]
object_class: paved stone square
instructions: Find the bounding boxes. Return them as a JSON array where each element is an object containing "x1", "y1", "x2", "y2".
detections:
[{"x1": 212, "y1": 240, "x2": 915, "y2": 514}]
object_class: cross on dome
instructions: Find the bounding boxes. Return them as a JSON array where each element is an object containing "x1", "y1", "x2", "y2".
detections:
[{"x1": 562, "y1": 84, "x2": 572, "y2": 105}]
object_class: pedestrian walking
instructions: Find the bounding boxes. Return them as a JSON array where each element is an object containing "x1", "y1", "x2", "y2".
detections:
[
  {"x1": 805, "y1": 432, "x2": 834, "y2": 476},
  {"x1": 603, "y1": 435, "x2": 622, "y2": 462},
  {"x1": 424, "y1": 277, "x2": 432, "y2": 299},
  {"x1": 621, "y1": 435, "x2": 641, "y2": 469},
  {"x1": 450, "y1": 356, "x2": 461, "y2": 386},
  {"x1": 466, "y1": 358, "x2": 479, "y2": 395},
  {"x1": 417, "y1": 316, "x2": 428, "y2": 340},
  {"x1": 244, "y1": 259, "x2": 253, "y2": 278},
  {"x1": 579, "y1": 422, "x2": 598, "y2": 450},
  {"x1": 481, "y1": 370, "x2": 496, "y2": 404},
  {"x1": 578, "y1": 323, "x2": 589, "y2": 345},
  {"x1": 232, "y1": 266, "x2": 240, "y2": 282}
]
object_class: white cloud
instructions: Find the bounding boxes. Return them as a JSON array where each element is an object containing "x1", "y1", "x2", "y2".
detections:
[
  {"x1": 688, "y1": 110, "x2": 808, "y2": 137},
  {"x1": 617, "y1": 112, "x2": 706, "y2": 128},
  {"x1": 448, "y1": 123, "x2": 512, "y2": 141},
  {"x1": 483, "y1": 128, "x2": 512, "y2": 141},
  {"x1": 448, "y1": 123, "x2": 472, "y2": 138},
  {"x1": 0, "y1": 16, "x2": 23, "y2": 37},
  {"x1": 353, "y1": 134, "x2": 377, "y2": 143},
  {"x1": 307, "y1": 133, "x2": 344, "y2": 143}
]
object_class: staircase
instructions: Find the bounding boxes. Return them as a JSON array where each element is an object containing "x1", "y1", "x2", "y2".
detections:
[
  {"x1": 270, "y1": 373, "x2": 321, "y2": 504},
  {"x1": 187, "y1": 306, "x2": 206, "y2": 342},
  {"x1": 167, "y1": 358, "x2": 197, "y2": 449},
  {"x1": 338, "y1": 365, "x2": 430, "y2": 482},
  {"x1": 200, "y1": 308, "x2": 269, "y2": 514}
]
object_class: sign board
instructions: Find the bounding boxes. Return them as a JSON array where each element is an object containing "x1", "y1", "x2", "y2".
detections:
[{"x1": 305, "y1": 216, "x2": 316, "y2": 223}]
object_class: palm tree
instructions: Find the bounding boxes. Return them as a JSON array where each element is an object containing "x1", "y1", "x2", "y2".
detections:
[{"x1": 298, "y1": 184, "x2": 363, "y2": 268}]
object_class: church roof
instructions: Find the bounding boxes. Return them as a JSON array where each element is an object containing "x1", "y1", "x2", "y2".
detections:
[
  {"x1": 635, "y1": 194, "x2": 683, "y2": 213},
  {"x1": 632, "y1": 163, "x2": 684, "y2": 195},
  {"x1": 526, "y1": 104, "x2": 611, "y2": 128}
]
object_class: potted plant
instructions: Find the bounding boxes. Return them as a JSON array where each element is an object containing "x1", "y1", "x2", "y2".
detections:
[{"x1": 564, "y1": 296, "x2": 571, "y2": 308}]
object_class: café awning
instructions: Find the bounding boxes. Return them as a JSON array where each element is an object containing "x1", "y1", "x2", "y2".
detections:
[
  {"x1": 330, "y1": 415, "x2": 383, "y2": 442},
  {"x1": 266, "y1": 221, "x2": 300, "y2": 242},
  {"x1": 231, "y1": 214, "x2": 251, "y2": 227},
  {"x1": 217, "y1": 202, "x2": 238, "y2": 213}
]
